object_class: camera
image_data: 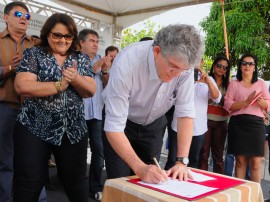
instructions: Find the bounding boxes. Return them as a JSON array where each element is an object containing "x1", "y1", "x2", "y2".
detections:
[{"x1": 194, "y1": 68, "x2": 200, "y2": 81}]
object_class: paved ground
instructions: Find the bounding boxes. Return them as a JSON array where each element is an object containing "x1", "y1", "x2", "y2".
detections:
[{"x1": 46, "y1": 147, "x2": 106, "y2": 202}]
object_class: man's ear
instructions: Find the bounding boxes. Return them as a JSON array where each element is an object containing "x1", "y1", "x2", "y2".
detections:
[
  {"x1": 3, "y1": 14, "x2": 8, "y2": 23},
  {"x1": 79, "y1": 40, "x2": 83, "y2": 47},
  {"x1": 153, "y1": 46, "x2": 161, "y2": 57}
]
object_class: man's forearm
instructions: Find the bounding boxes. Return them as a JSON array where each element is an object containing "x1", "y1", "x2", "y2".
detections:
[{"x1": 176, "y1": 117, "x2": 193, "y2": 157}]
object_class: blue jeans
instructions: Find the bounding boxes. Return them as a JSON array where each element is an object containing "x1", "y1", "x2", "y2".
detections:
[
  {"x1": 38, "y1": 187, "x2": 46, "y2": 202},
  {"x1": 0, "y1": 103, "x2": 18, "y2": 202},
  {"x1": 224, "y1": 154, "x2": 235, "y2": 176},
  {"x1": 86, "y1": 119, "x2": 104, "y2": 194},
  {"x1": 224, "y1": 154, "x2": 251, "y2": 179}
]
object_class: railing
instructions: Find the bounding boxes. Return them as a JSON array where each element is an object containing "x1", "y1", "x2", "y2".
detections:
[{"x1": 0, "y1": 0, "x2": 123, "y2": 47}]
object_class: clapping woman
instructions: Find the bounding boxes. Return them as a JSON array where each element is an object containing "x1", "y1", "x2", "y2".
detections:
[
  {"x1": 13, "y1": 13, "x2": 96, "y2": 201},
  {"x1": 224, "y1": 53, "x2": 270, "y2": 183}
]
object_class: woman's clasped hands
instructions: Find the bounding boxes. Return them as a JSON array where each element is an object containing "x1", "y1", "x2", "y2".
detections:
[{"x1": 62, "y1": 61, "x2": 78, "y2": 83}]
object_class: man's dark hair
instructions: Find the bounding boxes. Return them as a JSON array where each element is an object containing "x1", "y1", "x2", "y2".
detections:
[
  {"x1": 4, "y1": 2, "x2": 29, "y2": 14},
  {"x1": 105, "y1": 46, "x2": 119, "y2": 56},
  {"x1": 78, "y1": 29, "x2": 99, "y2": 42},
  {"x1": 139, "y1": 36, "x2": 153, "y2": 42}
]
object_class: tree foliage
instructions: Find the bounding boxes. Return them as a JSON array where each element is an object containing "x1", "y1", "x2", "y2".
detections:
[
  {"x1": 200, "y1": 0, "x2": 270, "y2": 79},
  {"x1": 120, "y1": 20, "x2": 162, "y2": 49}
]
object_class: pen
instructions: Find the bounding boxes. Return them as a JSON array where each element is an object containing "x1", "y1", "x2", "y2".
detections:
[
  {"x1": 153, "y1": 157, "x2": 162, "y2": 169},
  {"x1": 153, "y1": 157, "x2": 168, "y2": 184}
]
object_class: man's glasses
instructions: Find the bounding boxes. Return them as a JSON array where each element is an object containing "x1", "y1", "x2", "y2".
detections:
[
  {"x1": 50, "y1": 32, "x2": 74, "y2": 41},
  {"x1": 241, "y1": 61, "x2": 255, "y2": 67},
  {"x1": 216, "y1": 63, "x2": 228, "y2": 71},
  {"x1": 13, "y1": 11, "x2": 31, "y2": 20},
  {"x1": 163, "y1": 56, "x2": 188, "y2": 74}
]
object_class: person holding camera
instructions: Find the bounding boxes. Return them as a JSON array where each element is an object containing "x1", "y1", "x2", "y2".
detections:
[
  {"x1": 166, "y1": 60, "x2": 221, "y2": 169},
  {"x1": 198, "y1": 56, "x2": 231, "y2": 174}
]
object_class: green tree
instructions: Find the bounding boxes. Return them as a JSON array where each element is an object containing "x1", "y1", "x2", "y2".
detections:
[
  {"x1": 121, "y1": 20, "x2": 162, "y2": 49},
  {"x1": 200, "y1": 0, "x2": 270, "y2": 79}
]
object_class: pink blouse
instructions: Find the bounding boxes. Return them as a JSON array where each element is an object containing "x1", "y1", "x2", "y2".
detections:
[{"x1": 224, "y1": 79, "x2": 270, "y2": 118}]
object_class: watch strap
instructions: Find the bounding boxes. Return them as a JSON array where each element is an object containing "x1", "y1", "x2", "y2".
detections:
[{"x1": 176, "y1": 157, "x2": 189, "y2": 165}]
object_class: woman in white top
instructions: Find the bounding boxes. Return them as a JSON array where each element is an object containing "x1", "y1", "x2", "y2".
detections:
[{"x1": 172, "y1": 61, "x2": 221, "y2": 168}]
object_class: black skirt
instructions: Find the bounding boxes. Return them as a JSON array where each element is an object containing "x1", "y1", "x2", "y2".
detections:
[{"x1": 227, "y1": 114, "x2": 265, "y2": 157}]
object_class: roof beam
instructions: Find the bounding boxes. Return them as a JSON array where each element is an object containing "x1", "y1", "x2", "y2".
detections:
[{"x1": 55, "y1": 0, "x2": 113, "y2": 16}]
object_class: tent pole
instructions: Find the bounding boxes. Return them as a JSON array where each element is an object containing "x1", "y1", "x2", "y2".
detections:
[{"x1": 220, "y1": 0, "x2": 229, "y2": 60}]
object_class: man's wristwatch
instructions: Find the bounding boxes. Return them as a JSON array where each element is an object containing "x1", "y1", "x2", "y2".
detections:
[
  {"x1": 54, "y1": 81, "x2": 62, "y2": 93},
  {"x1": 176, "y1": 157, "x2": 189, "y2": 165}
]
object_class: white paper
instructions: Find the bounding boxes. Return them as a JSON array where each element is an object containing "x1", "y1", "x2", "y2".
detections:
[
  {"x1": 139, "y1": 178, "x2": 217, "y2": 198},
  {"x1": 188, "y1": 170, "x2": 216, "y2": 182}
]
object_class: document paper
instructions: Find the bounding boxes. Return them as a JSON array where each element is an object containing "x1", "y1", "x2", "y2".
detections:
[
  {"x1": 188, "y1": 169, "x2": 216, "y2": 182},
  {"x1": 139, "y1": 177, "x2": 217, "y2": 198},
  {"x1": 129, "y1": 169, "x2": 245, "y2": 200}
]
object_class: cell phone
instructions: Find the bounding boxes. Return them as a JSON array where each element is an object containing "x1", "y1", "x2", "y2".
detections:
[{"x1": 194, "y1": 68, "x2": 200, "y2": 81}]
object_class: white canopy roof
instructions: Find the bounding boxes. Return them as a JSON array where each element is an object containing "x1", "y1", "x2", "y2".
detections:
[
  {"x1": 2, "y1": 0, "x2": 212, "y2": 46},
  {"x1": 52, "y1": 0, "x2": 213, "y2": 29}
]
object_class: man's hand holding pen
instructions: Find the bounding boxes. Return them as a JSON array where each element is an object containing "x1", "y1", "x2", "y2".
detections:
[{"x1": 135, "y1": 158, "x2": 168, "y2": 184}]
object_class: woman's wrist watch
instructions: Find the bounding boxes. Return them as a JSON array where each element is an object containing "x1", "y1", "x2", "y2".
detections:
[{"x1": 176, "y1": 157, "x2": 189, "y2": 165}]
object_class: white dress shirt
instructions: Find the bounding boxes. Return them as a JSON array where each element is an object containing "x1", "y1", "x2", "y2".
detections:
[{"x1": 103, "y1": 40, "x2": 195, "y2": 132}]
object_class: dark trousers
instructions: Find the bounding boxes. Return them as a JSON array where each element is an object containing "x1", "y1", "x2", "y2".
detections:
[
  {"x1": 86, "y1": 119, "x2": 104, "y2": 194},
  {"x1": 0, "y1": 103, "x2": 18, "y2": 202},
  {"x1": 164, "y1": 130, "x2": 206, "y2": 169},
  {"x1": 13, "y1": 122, "x2": 88, "y2": 202},
  {"x1": 188, "y1": 133, "x2": 206, "y2": 168},
  {"x1": 164, "y1": 131, "x2": 177, "y2": 170},
  {"x1": 198, "y1": 120, "x2": 227, "y2": 174},
  {"x1": 164, "y1": 107, "x2": 176, "y2": 170},
  {"x1": 103, "y1": 115, "x2": 167, "y2": 179}
]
